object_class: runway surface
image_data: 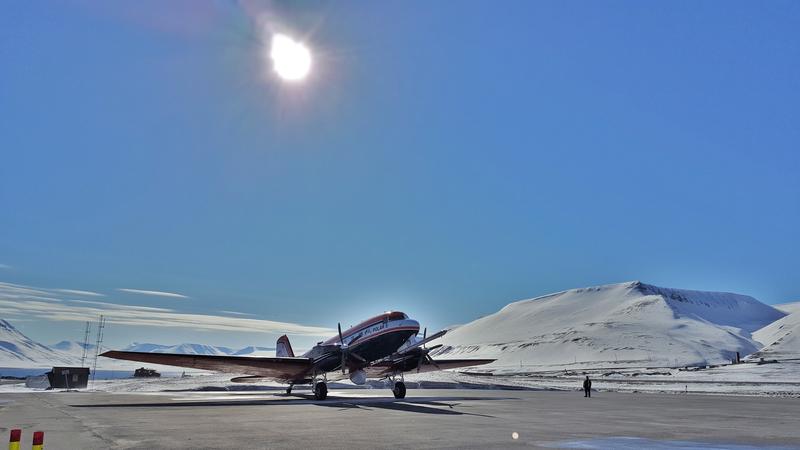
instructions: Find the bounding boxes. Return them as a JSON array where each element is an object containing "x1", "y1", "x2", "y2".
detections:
[{"x1": 0, "y1": 388, "x2": 798, "y2": 449}]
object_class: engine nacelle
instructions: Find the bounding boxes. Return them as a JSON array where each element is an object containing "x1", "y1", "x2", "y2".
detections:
[{"x1": 349, "y1": 369, "x2": 367, "y2": 385}]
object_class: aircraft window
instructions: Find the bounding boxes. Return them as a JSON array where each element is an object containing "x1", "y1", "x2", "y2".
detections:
[{"x1": 387, "y1": 311, "x2": 407, "y2": 321}]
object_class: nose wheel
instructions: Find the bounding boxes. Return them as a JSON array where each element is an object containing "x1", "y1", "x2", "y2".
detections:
[
  {"x1": 314, "y1": 382, "x2": 328, "y2": 400},
  {"x1": 392, "y1": 381, "x2": 406, "y2": 399}
]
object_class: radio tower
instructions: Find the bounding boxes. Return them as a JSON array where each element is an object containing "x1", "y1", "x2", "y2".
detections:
[
  {"x1": 80, "y1": 321, "x2": 92, "y2": 367},
  {"x1": 90, "y1": 315, "x2": 106, "y2": 387}
]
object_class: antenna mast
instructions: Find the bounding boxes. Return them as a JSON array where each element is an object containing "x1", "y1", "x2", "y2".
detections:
[
  {"x1": 90, "y1": 315, "x2": 106, "y2": 388},
  {"x1": 80, "y1": 321, "x2": 92, "y2": 367}
]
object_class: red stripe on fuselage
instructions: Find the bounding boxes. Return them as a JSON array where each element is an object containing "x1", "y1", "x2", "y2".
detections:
[{"x1": 323, "y1": 312, "x2": 409, "y2": 345}]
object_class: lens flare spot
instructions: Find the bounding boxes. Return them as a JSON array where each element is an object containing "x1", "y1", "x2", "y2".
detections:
[{"x1": 270, "y1": 33, "x2": 312, "y2": 81}]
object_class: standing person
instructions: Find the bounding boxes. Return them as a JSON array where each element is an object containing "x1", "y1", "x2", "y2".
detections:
[{"x1": 583, "y1": 376, "x2": 592, "y2": 397}]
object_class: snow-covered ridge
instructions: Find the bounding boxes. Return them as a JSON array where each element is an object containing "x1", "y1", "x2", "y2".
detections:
[
  {"x1": 51, "y1": 340, "x2": 96, "y2": 356},
  {"x1": 0, "y1": 319, "x2": 279, "y2": 368},
  {"x1": 122, "y1": 343, "x2": 234, "y2": 356},
  {"x1": 121, "y1": 343, "x2": 276, "y2": 356},
  {"x1": 751, "y1": 301, "x2": 800, "y2": 361},
  {"x1": 774, "y1": 301, "x2": 800, "y2": 315},
  {"x1": 433, "y1": 281, "x2": 786, "y2": 370},
  {"x1": 0, "y1": 320, "x2": 76, "y2": 366},
  {"x1": 632, "y1": 282, "x2": 783, "y2": 332},
  {"x1": 232, "y1": 346, "x2": 277, "y2": 356}
]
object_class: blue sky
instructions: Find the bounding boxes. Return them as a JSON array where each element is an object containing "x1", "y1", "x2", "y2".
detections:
[{"x1": 1, "y1": 1, "x2": 798, "y2": 350}]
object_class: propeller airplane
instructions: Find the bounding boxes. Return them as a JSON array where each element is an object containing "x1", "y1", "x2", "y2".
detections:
[{"x1": 101, "y1": 311, "x2": 494, "y2": 400}]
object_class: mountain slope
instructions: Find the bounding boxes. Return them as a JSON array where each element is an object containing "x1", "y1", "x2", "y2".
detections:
[
  {"x1": 774, "y1": 302, "x2": 800, "y2": 315},
  {"x1": 0, "y1": 320, "x2": 77, "y2": 367},
  {"x1": 122, "y1": 343, "x2": 234, "y2": 356},
  {"x1": 750, "y1": 301, "x2": 800, "y2": 361},
  {"x1": 432, "y1": 281, "x2": 785, "y2": 371},
  {"x1": 232, "y1": 346, "x2": 276, "y2": 356},
  {"x1": 51, "y1": 340, "x2": 96, "y2": 359}
]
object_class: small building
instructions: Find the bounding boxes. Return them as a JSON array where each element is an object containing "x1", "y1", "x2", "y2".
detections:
[{"x1": 47, "y1": 367, "x2": 90, "y2": 389}]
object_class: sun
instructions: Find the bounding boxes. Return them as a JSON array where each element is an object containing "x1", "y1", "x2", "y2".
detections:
[{"x1": 270, "y1": 33, "x2": 312, "y2": 82}]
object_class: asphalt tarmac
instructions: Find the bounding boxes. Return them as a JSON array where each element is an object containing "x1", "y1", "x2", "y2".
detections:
[{"x1": 0, "y1": 388, "x2": 798, "y2": 449}]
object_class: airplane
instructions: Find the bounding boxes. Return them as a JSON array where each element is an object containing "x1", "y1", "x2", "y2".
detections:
[{"x1": 101, "y1": 311, "x2": 494, "y2": 400}]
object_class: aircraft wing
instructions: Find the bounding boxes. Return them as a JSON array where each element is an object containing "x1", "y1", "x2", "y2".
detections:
[
  {"x1": 411, "y1": 358, "x2": 495, "y2": 374},
  {"x1": 101, "y1": 351, "x2": 313, "y2": 381},
  {"x1": 364, "y1": 353, "x2": 495, "y2": 378}
]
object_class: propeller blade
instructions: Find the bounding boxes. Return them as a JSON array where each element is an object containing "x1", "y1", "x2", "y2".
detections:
[
  {"x1": 350, "y1": 351, "x2": 367, "y2": 363},
  {"x1": 338, "y1": 323, "x2": 346, "y2": 374},
  {"x1": 426, "y1": 353, "x2": 441, "y2": 370},
  {"x1": 401, "y1": 329, "x2": 447, "y2": 353}
]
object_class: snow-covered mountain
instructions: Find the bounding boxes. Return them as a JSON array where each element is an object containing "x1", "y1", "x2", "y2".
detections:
[
  {"x1": 750, "y1": 301, "x2": 800, "y2": 361},
  {"x1": 0, "y1": 320, "x2": 77, "y2": 367},
  {"x1": 3, "y1": 282, "x2": 795, "y2": 372},
  {"x1": 120, "y1": 343, "x2": 277, "y2": 357},
  {"x1": 50, "y1": 340, "x2": 96, "y2": 359},
  {"x1": 432, "y1": 281, "x2": 786, "y2": 371},
  {"x1": 232, "y1": 346, "x2": 276, "y2": 356},
  {"x1": 122, "y1": 343, "x2": 234, "y2": 356}
]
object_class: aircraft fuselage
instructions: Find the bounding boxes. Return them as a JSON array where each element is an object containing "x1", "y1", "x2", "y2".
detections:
[{"x1": 303, "y1": 311, "x2": 420, "y2": 374}]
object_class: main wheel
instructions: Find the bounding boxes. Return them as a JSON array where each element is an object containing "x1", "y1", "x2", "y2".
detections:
[
  {"x1": 393, "y1": 381, "x2": 406, "y2": 399},
  {"x1": 314, "y1": 382, "x2": 328, "y2": 400}
]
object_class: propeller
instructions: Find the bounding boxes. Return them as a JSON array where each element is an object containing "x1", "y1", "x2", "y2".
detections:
[
  {"x1": 338, "y1": 322, "x2": 366, "y2": 374},
  {"x1": 417, "y1": 328, "x2": 441, "y2": 372},
  {"x1": 339, "y1": 323, "x2": 346, "y2": 374}
]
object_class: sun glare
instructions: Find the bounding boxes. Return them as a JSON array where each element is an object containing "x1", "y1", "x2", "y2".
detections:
[{"x1": 270, "y1": 33, "x2": 312, "y2": 82}]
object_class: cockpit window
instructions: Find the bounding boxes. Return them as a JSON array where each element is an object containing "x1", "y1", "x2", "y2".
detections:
[{"x1": 387, "y1": 311, "x2": 407, "y2": 321}]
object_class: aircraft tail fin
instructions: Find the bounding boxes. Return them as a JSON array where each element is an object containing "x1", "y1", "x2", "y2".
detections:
[{"x1": 276, "y1": 335, "x2": 295, "y2": 357}]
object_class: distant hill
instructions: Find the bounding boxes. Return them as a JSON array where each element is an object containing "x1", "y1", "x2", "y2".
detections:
[{"x1": 431, "y1": 281, "x2": 786, "y2": 371}]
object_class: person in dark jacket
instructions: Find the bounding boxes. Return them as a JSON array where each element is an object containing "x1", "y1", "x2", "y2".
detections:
[{"x1": 583, "y1": 376, "x2": 592, "y2": 397}]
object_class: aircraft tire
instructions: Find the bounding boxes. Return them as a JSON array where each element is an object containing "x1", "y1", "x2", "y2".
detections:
[
  {"x1": 393, "y1": 381, "x2": 406, "y2": 399},
  {"x1": 314, "y1": 382, "x2": 328, "y2": 400}
]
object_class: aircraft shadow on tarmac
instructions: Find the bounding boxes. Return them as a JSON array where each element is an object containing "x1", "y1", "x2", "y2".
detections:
[{"x1": 69, "y1": 394, "x2": 511, "y2": 417}]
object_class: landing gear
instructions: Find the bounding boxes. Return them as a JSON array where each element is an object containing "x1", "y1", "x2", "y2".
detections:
[
  {"x1": 310, "y1": 371, "x2": 329, "y2": 401},
  {"x1": 314, "y1": 382, "x2": 328, "y2": 400},
  {"x1": 286, "y1": 384, "x2": 293, "y2": 395},
  {"x1": 393, "y1": 381, "x2": 406, "y2": 399}
]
